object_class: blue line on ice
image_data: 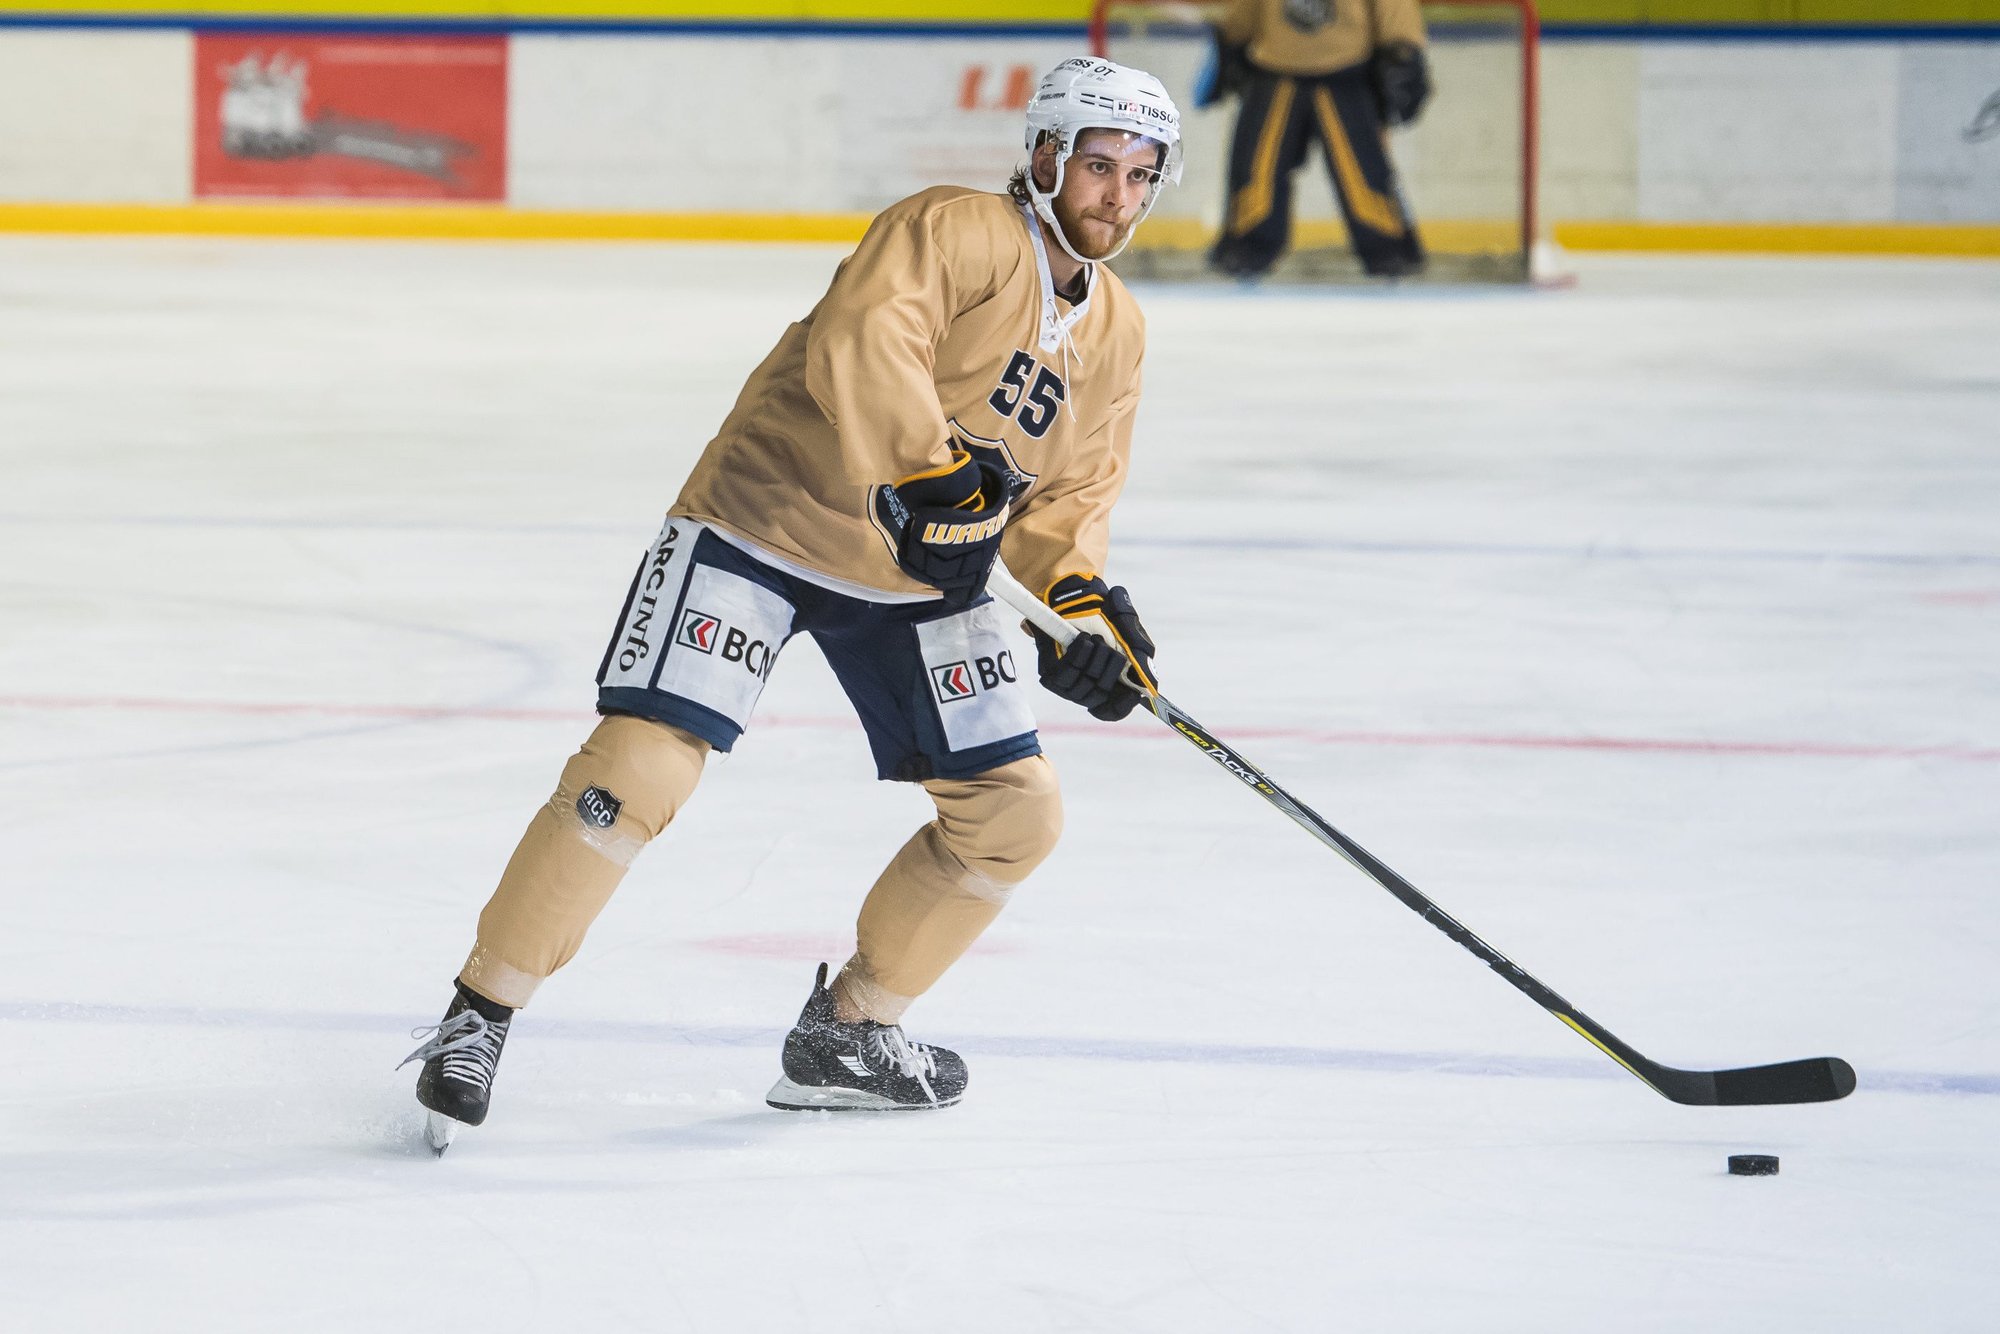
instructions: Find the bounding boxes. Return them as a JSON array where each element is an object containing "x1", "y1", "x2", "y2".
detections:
[
  {"x1": 4, "y1": 511, "x2": 1997, "y2": 569},
  {"x1": 2, "y1": 999, "x2": 1989, "y2": 1097}
]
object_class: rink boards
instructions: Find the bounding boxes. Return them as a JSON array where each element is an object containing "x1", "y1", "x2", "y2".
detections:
[{"x1": 0, "y1": 24, "x2": 1998, "y2": 246}]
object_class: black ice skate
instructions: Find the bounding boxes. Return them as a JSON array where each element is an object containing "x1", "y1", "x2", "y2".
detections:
[
  {"x1": 765, "y1": 963, "x2": 967, "y2": 1111},
  {"x1": 399, "y1": 981, "x2": 513, "y2": 1155}
]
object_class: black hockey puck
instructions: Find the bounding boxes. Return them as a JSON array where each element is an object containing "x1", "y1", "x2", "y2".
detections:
[{"x1": 1727, "y1": 1154, "x2": 1779, "y2": 1176}]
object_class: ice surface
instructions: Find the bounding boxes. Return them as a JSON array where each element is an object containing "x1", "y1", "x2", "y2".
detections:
[{"x1": 2, "y1": 238, "x2": 1996, "y2": 1332}]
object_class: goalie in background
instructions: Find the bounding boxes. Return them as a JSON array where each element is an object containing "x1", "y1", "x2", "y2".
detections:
[{"x1": 1200, "y1": 0, "x2": 1431, "y2": 279}]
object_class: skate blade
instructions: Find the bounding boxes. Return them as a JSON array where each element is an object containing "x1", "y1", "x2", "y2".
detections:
[
  {"x1": 764, "y1": 1075, "x2": 960, "y2": 1112},
  {"x1": 424, "y1": 1110, "x2": 461, "y2": 1156}
]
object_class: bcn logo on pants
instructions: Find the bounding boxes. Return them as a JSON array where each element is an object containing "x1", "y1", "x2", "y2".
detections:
[
  {"x1": 930, "y1": 651, "x2": 1016, "y2": 704},
  {"x1": 679, "y1": 610, "x2": 720, "y2": 653},
  {"x1": 679, "y1": 607, "x2": 777, "y2": 682},
  {"x1": 720, "y1": 626, "x2": 777, "y2": 681},
  {"x1": 931, "y1": 661, "x2": 975, "y2": 703},
  {"x1": 641, "y1": 551, "x2": 795, "y2": 726}
]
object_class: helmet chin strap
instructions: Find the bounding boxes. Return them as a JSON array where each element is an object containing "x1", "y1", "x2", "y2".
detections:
[
  {"x1": 1027, "y1": 144, "x2": 1164, "y2": 267},
  {"x1": 1027, "y1": 152, "x2": 1096, "y2": 268}
]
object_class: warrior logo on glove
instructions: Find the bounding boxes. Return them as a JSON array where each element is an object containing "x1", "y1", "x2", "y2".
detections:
[{"x1": 872, "y1": 449, "x2": 1013, "y2": 608}]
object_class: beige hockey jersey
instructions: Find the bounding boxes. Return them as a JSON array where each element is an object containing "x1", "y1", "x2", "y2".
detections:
[
  {"x1": 1216, "y1": 0, "x2": 1427, "y2": 77},
  {"x1": 672, "y1": 186, "x2": 1146, "y2": 602}
]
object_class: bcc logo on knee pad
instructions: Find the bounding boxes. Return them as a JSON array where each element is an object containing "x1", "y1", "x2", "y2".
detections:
[{"x1": 577, "y1": 785, "x2": 623, "y2": 829}]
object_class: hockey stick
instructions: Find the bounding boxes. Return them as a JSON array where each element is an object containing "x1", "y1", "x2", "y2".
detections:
[{"x1": 991, "y1": 566, "x2": 1856, "y2": 1107}]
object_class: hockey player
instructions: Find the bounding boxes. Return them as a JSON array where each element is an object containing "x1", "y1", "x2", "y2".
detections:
[
  {"x1": 401, "y1": 57, "x2": 1181, "y2": 1151},
  {"x1": 1202, "y1": 0, "x2": 1431, "y2": 279}
]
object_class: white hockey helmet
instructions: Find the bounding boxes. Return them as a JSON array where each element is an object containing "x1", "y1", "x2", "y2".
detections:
[{"x1": 1022, "y1": 56, "x2": 1183, "y2": 265}]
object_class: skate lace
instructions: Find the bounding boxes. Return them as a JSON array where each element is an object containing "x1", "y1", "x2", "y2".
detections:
[
  {"x1": 397, "y1": 1009, "x2": 509, "y2": 1091},
  {"x1": 867, "y1": 1025, "x2": 939, "y2": 1105}
]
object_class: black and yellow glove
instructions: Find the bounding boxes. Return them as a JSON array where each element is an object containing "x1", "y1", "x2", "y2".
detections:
[
  {"x1": 874, "y1": 450, "x2": 1011, "y2": 607},
  {"x1": 1031, "y1": 573, "x2": 1157, "y2": 722}
]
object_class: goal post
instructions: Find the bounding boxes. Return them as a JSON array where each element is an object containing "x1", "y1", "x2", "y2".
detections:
[{"x1": 1089, "y1": 0, "x2": 1542, "y2": 282}]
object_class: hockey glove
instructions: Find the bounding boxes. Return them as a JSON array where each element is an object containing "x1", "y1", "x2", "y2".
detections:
[
  {"x1": 1031, "y1": 573, "x2": 1157, "y2": 722},
  {"x1": 875, "y1": 450, "x2": 1011, "y2": 607},
  {"x1": 1192, "y1": 24, "x2": 1253, "y2": 109},
  {"x1": 1370, "y1": 42, "x2": 1432, "y2": 127}
]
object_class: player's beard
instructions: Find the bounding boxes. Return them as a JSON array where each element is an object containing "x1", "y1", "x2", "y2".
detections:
[{"x1": 1053, "y1": 193, "x2": 1134, "y2": 261}]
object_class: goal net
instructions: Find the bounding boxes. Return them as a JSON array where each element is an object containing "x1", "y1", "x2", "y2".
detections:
[{"x1": 1090, "y1": 0, "x2": 1541, "y2": 282}]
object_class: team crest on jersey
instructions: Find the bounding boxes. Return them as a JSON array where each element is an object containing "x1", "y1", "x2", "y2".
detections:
[
  {"x1": 678, "y1": 610, "x2": 720, "y2": 653},
  {"x1": 948, "y1": 419, "x2": 1036, "y2": 501},
  {"x1": 931, "y1": 661, "x2": 977, "y2": 704},
  {"x1": 1284, "y1": 0, "x2": 1334, "y2": 32}
]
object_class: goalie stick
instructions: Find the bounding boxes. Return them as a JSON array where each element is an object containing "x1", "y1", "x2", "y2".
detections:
[{"x1": 992, "y1": 566, "x2": 1856, "y2": 1107}]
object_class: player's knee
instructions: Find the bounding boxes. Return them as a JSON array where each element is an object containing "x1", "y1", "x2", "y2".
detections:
[
  {"x1": 550, "y1": 714, "x2": 709, "y2": 863},
  {"x1": 924, "y1": 754, "x2": 1063, "y2": 887}
]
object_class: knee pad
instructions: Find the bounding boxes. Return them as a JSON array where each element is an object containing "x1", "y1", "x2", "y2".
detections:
[
  {"x1": 921, "y1": 753, "x2": 1063, "y2": 890},
  {"x1": 462, "y1": 715, "x2": 708, "y2": 1006},
  {"x1": 549, "y1": 713, "x2": 710, "y2": 866},
  {"x1": 838, "y1": 756, "x2": 1063, "y2": 1021}
]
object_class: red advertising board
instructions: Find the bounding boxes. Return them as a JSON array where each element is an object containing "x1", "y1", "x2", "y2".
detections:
[{"x1": 194, "y1": 34, "x2": 507, "y2": 202}]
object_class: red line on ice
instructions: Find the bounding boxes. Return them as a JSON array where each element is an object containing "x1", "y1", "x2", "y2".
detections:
[{"x1": 3, "y1": 693, "x2": 1995, "y2": 763}]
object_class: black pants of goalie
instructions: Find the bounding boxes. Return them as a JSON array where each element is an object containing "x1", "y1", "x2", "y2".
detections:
[{"x1": 1211, "y1": 64, "x2": 1424, "y2": 279}]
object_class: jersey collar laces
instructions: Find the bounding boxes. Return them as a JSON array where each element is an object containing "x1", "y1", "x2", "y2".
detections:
[
  {"x1": 1023, "y1": 56, "x2": 1184, "y2": 268},
  {"x1": 1021, "y1": 195, "x2": 1090, "y2": 418}
]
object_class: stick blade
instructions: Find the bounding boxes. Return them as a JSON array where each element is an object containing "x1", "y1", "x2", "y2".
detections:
[{"x1": 1708, "y1": 1056, "x2": 1857, "y2": 1106}]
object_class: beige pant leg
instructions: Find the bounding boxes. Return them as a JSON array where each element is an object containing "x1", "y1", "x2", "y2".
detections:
[
  {"x1": 835, "y1": 754, "x2": 1063, "y2": 1024},
  {"x1": 459, "y1": 714, "x2": 708, "y2": 1008}
]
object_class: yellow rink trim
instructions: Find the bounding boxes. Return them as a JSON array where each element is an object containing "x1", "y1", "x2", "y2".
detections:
[
  {"x1": 2, "y1": 203, "x2": 1518, "y2": 252},
  {"x1": 0, "y1": 201, "x2": 876, "y2": 242},
  {"x1": 8, "y1": 205, "x2": 2000, "y2": 260},
  {"x1": 1555, "y1": 220, "x2": 2000, "y2": 258},
  {"x1": 1136, "y1": 215, "x2": 1520, "y2": 255}
]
